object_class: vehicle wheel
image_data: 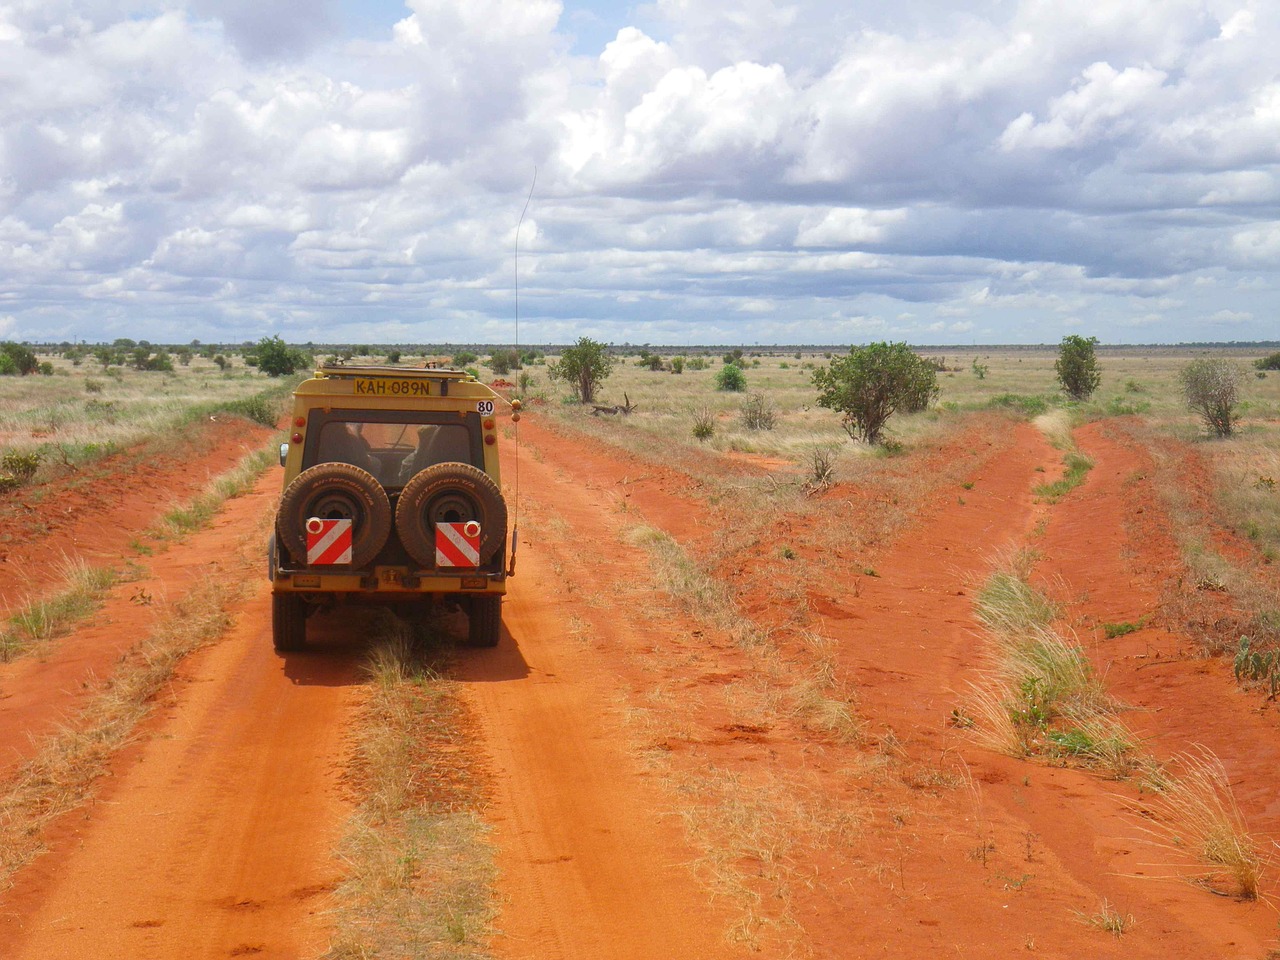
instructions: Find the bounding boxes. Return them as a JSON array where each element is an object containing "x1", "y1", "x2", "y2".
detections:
[
  {"x1": 273, "y1": 593, "x2": 307, "y2": 652},
  {"x1": 276, "y1": 462, "x2": 391, "y2": 568},
  {"x1": 396, "y1": 463, "x2": 508, "y2": 568},
  {"x1": 467, "y1": 595, "x2": 501, "y2": 648}
]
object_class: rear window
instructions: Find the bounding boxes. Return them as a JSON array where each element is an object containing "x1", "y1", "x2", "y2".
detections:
[{"x1": 311, "y1": 420, "x2": 475, "y2": 484}]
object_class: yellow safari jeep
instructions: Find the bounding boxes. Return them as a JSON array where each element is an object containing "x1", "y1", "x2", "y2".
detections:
[{"x1": 269, "y1": 363, "x2": 515, "y2": 652}]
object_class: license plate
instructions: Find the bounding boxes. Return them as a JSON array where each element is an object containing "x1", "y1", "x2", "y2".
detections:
[{"x1": 354, "y1": 378, "x2": 430, "y2": 397}]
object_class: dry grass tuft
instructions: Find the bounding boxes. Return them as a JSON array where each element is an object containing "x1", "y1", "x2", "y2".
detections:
[
  {"x1": 1132, "y1": 749, "x2": 1266, "y2": 900},
  {"x1": 788, "y1": 631, "x2": 861, "y2": 743},
  {"x1": 1075, "y1": 899, "x2": 1135, "y2": 937},
  {"x1": 965, "y1": 556, "x2": 1138, "y2": 774},
  {"x1": 1, "y1": 555, "x2": 119, "y2": 661}
]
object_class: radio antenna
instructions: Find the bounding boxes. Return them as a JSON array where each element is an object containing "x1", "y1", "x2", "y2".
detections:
[{"x1": 508, "y1": 167, "x2": 535, "y2": 577}]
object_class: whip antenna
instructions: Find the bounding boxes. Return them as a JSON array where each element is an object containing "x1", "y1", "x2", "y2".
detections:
[{"x1": 508, "y1": 168, "x2": 535, "y2": 576}]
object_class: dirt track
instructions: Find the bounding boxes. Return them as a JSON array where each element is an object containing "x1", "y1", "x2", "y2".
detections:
[{"x1": 1, "y1": 412, "x2": 1278, "y2": 958}]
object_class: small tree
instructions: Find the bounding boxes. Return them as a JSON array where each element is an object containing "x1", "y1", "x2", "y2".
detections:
[
  {"x1": 256, "y1": 335, "x2": 308, "y2": 377},
  {"x1": 549, "y1": 337, "x2": 615, "y2": 404},
  {"x1": 1180, "y1": 356, "x2": 1243, "y2": 437},
  {"x1": 1055, "y1": 335, "x2": 1101, "y2": 400},
  {"x1": 812, "y1": 342, "x2": 938, "y2": 444}
]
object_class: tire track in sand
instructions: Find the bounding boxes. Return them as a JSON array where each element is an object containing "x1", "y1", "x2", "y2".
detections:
[
  {"x1": 0, "y1": 484, "x2": 358, "y2": 960},
  {"x1": 455, "y1": 430, "x2": 740, "y2": 960}
]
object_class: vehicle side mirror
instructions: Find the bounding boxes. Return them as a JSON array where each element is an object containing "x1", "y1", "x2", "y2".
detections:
[{"x1": 279, "y1": 442, "x2": 289, "y2": 466}]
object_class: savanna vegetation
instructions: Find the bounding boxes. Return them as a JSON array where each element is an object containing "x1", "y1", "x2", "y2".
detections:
[{"x1": 6, "y1": 335, "x2": 1280, "y2": 957}]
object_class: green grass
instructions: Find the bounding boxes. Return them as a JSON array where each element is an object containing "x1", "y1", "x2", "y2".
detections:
[
  {"x1": 1102, "y1": 618, "x2": 1148, "y2": 639},
  {"x1": 975, "y1": 560, "x2": 1060, "y2": 636},
  {"x1": 1034, "y1": 451, "x2": 1095, "y2": 502}
]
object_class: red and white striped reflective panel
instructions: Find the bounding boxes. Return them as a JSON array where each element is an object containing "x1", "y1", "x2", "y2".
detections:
[
  {"x1": 435, "y1": 520, "x2": 481, "y2": 568},
  {"x1": 306, "y1": 517, "x2": 353, "y2": 565}
]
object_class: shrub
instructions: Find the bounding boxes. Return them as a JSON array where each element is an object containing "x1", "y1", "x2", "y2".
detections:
[
  {"x1": 385, "y1": 350, "x2": 401, "y2": 365},
  {"x1": 691, "y1": 406, "x2": 715, "y2": 441},
  {"x1": 715, "y1": 363, "x2": 747, "y2": 392},
  {"x1": 1180, "y1": 356, "x2": 1243, "y2": 437},
  {"x1": 971, "y1": 359, "x2": 988, "y2": 380},
  {"x1": 1, "y1": 452, "x2": 40, "y2": 482},
  {"x1": 548, "y1": 337, "x2": 615, "y2": 404},
  {"x1": 488, "y1": 348, "x2": 520, "y2": 375},
  {"x1": 740, "y1": 393, "x2": 777, "y2": 430},
  {"x1": 451, "y1": 350, "x2": 478, "y2": 367},
  {"x1": 213, "y1": 354, "x2": 230, "y2": 371},
  {"x1": 636, "y1": 350, "x2": 664, "y2": 371},
  {"x1": 670, "y1": 356, "x2": 684, "y2": 374},
  {"x1": 221, "y1": 394, "x2": 277, "y2": 426},
  {"x1": 0, "y1": 342, "x2": 37, "y2": 375},
  {"x1": 143, "y1": 351, "x2": 174, "y2": 372},
  {"x1": 38, "y1": 361, "x2": 54, "y2": 376},
  {"x1": 1055, "y1": 335, "x2": 1101, "y2": 400},
  {"x1": 85, "y1": 379, "x2": 105, "y2": 394},
  {"x1": 805, "y1": 446, "x2": 837, "y2": 489},
  {"x1": 687, "y1": 356, "x2": 709, "y2": 371},
  {"x1": 518, "y1": 371, "x2": 534, "y2": 393},
  {"x1": 1255, "y1": 352, "x2": 1280, "y2": 371},
  {"x1": 0, "y1": 354, "x2": 15, "y2": 376},
  {"x1": 722, "y1": 348, "x2": 744, "y2": 365},
  {"x1": 812, "y1": 342, "x2": 939, "y2": 444}
]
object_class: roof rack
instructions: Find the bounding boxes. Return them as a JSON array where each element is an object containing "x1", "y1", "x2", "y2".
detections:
[{"x1": 316, "y1": 363, "x2": 473, "y2": 380}]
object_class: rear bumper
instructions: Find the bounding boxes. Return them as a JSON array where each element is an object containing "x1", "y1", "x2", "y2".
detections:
[{"x1": 272, "y1": 567, "x2": 507, "y2": 596}]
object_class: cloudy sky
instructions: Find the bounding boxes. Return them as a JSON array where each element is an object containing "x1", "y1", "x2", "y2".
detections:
[{"x1": 3, "y1": 0, "x2": 1279, "y2": 346}]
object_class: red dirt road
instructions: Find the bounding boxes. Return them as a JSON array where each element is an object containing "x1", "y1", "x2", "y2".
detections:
[
  {"x1": 511, "y1": 414, "x2": 1280, "y2": 958},
  {"x1": 0, "y1": 473, "x2": 358, "y2": 959},
  {"x1": 2, "y1": 409, "x2": 1279, "y2": 959}
]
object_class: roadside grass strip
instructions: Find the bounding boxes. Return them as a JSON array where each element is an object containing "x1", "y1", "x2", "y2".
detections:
[
  {"x1": 1030, "y1": 410, "x2": 1094, "y2": 502},
  {"x1": 622, "y1": 522, "x2": 865, "y2": 950},
  {"x1": 0, "y1": 556, "x2": 119, "y2": 662},
  {"x1": 966, "y1": 557, "x2": 1268, "y2": 899},
  {"x1": 155, "y1": 443, "x2": 278, "y2": 539},
  {"x1": 0, "y1": 440, "x2": 277, "y2": 665},
  {"x1": 0, "y1": 573, "x2": 241, "y2": 890},
  {"x1": 324, "y1": 615, "x2": 495, "y2": 960}
]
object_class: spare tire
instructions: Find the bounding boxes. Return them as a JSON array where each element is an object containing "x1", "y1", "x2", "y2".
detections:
[
  {"x1": 396, "y1": 462, "x2": 507, "y2": 568},
  {"x1": 276, "y1": 462, "x2": 391, "y2": 569}
]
